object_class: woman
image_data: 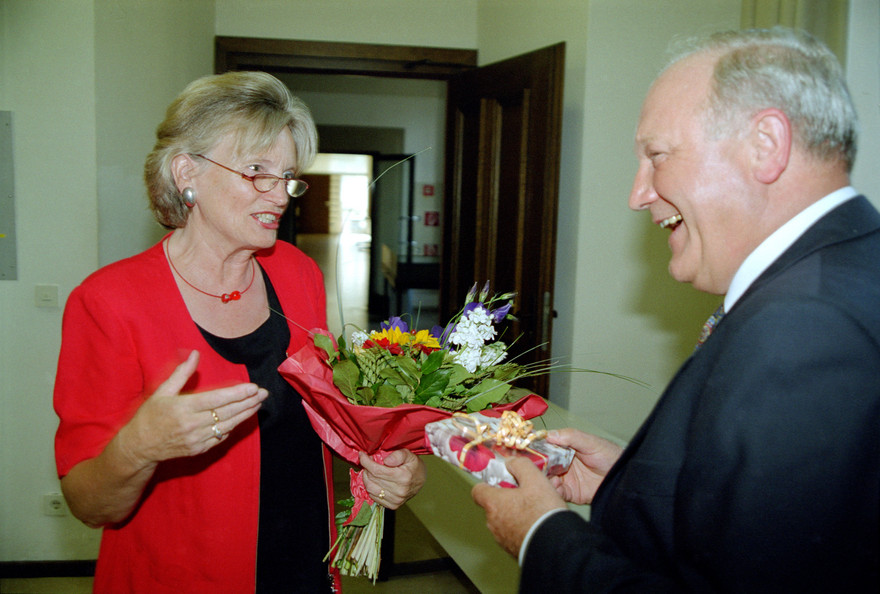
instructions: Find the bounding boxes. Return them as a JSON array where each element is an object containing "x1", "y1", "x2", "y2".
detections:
[{"x1": 54, "y1": 71, "x2": 425, "y2": 593}]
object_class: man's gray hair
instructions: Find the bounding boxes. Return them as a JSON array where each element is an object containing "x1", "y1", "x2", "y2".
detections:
[{"x1": 670, "y1": 27, "x2": 858, "y2": 171}]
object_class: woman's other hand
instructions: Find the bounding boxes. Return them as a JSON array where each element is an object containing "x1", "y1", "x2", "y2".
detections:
[
  {"x1": 358, "y1": 449, "x2": 426, "y2": 510},
  {"x1": 120, "y1": 350, "x2": 268, "y2": 466},
  {"x1": 61, "y1": 350, "x2": 267, "y2": 527}
]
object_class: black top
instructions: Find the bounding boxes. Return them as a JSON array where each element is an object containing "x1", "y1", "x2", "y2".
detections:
[{"x1": 200, "y1": 268, "x2": 332, "y2": 593}]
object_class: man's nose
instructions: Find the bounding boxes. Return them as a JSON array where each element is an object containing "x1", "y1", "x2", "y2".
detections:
[{"x1": 628, "y1": 163, "x2": 656, "y2": 211}]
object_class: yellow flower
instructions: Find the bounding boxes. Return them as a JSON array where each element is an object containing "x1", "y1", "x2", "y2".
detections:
[
  {"x1": 411, "y1": 329, "x2": 441, "y2": 350},
  {"x1": 370, "y1": 326, "x2": 411, "y2": 346},
  {"x1": 368, "y1": 327, "x2": 440, "y2": 353}
]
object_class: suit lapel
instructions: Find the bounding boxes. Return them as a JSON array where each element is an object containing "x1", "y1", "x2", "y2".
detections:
[{"x1": 737, "y1": 196, "x2": 880, "y2": 307}]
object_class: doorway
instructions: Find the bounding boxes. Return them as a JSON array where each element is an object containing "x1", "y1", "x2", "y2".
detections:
[{"x1": 215, "y1": 36, "x2": 563, "y2": 397}]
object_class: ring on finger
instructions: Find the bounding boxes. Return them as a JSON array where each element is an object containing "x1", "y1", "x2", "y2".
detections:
[
  {"x1": 379, "y1": 489, "x2": 385, "y2": 499},
  {"x1": 212, "y1": 424, "x2": 223, "y2": 440},
  {"x1": 211, "y1": 409, "x2": 220, "y2": 423}
]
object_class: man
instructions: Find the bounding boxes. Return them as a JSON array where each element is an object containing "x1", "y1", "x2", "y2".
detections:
[{"x1": 472, "y1": 28, "x2": 879, "y2": 592}]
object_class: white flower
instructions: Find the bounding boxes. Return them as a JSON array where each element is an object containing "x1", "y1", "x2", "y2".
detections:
[
  {"x1": 480, "y1": 341, "x2": 508, "y2": 368},
  {"x1": 449, "y1": 306, "x2": 497, "y2": 348},
  {"x1": 350, "y1": 330, "x2": 370, "y2": 348},
  {"x1": 452, "y1": 346, "x2": 483, "y2": 373}
]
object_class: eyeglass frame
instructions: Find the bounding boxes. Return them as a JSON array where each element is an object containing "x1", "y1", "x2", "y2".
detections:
[{"x1": 191, "y1": 153, "x2": 309, "y2": 198}]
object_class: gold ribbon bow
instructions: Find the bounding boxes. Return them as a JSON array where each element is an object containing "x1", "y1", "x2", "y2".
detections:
[{"x1": 451, "y1": 410, "x2": 548, "y2": 467}]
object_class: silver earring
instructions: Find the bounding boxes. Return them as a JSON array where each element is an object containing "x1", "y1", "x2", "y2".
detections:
[{"x1": 182, "y1": 187, "x2": 196, "y2": 207}]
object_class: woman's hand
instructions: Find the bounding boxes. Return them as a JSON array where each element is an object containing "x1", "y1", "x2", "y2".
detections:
[
  {"x1": 61, "y1": 350, "x2": 267, "y2": 527},
  {"x1": 546, "y1": 429, "x2": 623, "y2": 505},
  {"x1": 119, "y1": 350, "x2": 268, "y2": 466},
  {"x1": 358, "y1": 449, "x2": 426, "y2": 510}
]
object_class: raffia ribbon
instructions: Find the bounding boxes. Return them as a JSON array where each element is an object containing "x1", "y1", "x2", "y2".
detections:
[{"x1": 451, "y1": 410, "x2": 548, "y2": 467}]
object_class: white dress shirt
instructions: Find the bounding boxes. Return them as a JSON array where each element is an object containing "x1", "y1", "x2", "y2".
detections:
[{"x1": 724, "y1": 186, "x2": 858, "y2": 312}]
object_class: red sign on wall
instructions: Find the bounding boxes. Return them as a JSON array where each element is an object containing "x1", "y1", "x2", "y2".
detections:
[{"x1": 424, "y1": 211, "x2": 440, "y2": 226}]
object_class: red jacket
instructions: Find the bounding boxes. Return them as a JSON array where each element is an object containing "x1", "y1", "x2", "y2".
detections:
[{"x1": 54, "y1": 238, "x2": 339, "y2": 593}]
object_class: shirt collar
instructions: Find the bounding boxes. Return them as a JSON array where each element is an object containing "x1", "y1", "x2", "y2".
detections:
[{"x1": 725, "y1": 186, "x2": 859, "y2": 312}]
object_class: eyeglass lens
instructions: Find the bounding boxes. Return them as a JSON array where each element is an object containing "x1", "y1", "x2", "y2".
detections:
[{"x1": 252, "y1": 174, "x2": 308, "y2": 197}]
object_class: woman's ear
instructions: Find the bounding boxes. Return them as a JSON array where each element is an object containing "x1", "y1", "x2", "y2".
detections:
[
  {"x1": 750, "y1": 108, "x2": 791, "y2": 185},
  {"x1": 170, "y1": 153, "x2": 197, "y2": 193}
]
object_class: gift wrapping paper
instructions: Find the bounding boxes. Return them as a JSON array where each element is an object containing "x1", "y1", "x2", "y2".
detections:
[{"x1": 424, "y1": 412, "x2": 574, "y2": 487}]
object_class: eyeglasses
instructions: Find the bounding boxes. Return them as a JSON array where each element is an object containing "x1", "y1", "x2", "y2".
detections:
[{"x1": 192, "y1": 154, "x2": 309, "y2": 197}]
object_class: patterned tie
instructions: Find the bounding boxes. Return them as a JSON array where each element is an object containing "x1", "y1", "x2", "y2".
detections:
[{"x1": 695, "y1": 303, "x2": 725, "y2": 350}]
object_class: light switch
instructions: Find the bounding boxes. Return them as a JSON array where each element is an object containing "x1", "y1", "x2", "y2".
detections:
[{"x1": 35, "y1": 284, "x2": 59, "y2": 308}]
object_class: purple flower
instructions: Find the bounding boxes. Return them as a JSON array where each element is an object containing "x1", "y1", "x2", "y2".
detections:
[
  {"x1": 381, "y1": 316, "x2": 409, "y2": 333},
  {"x1": 463, "y1": 300, "x2": 511, "y2": 323},
  {"x1": 491, "y1": 302, "x2": 512, "y2": 323},
  {"x1": 432, "y1": 323, "x2": 455, "y2": 346},
  {"x1": 462, "y1": 302, "x2": 482, "y2": 316}
]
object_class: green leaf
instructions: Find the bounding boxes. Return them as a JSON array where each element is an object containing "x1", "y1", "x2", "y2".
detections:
[
  {"x1": 314, "y1": 333, "x2": 337, "y2": 360},
  {"x1": 421, "y1": 350, "x2": 445, "y2": 375},
  {"x1": 395, "y1": 382, "x2": 416, "y2": 403},
  {"x1": 447, "y1": 363, "x2": 471, "y2": 387},
  {"x1": 379, "y1": 356, "x2": 420, "y2": 389},
  {"x1": 395, "y1": 355, "x2": 421, "y2": 381},
  {"x1": 333, "y1": 359, "x2": 362, "y2": 400},
  {"x1": 355, "y1": 386, "x2": 375, "y2": 406},
  {"x1": 375, "y1": 383, "x2": 404, "y2": 407},
  {"x1": 413, "y1": 367, "x2": 451, "y2": 404},
  {"x1": 424, "y1": 395, "x2": 443, "y2": 408},
  {"x1": 347, "y1": 503, "x2": 373, "y2": 527},
  {"x1": 487, "y1": 362, "x2": 522, "y2": 382},
  {"x1": 379, "y1": 365, "x2": 407, "y2": 386},
  {"x1": 465, "y1": 378, "x2": 511, "y2": 412}
]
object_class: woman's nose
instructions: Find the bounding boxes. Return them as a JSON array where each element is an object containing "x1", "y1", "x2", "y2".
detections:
[{"x1": 266, "y1": 182, "x2": 290, "y2": 207}]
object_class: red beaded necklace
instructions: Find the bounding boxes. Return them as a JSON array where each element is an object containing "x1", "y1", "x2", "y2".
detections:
[{"x1": 165, "y1": 240, "x2": 256, "y2": 303}]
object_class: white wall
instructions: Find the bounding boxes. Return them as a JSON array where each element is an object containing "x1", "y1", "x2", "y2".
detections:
[
  {"x1": 847, "y1": 0, "x2": 880, "y2": 200},
  {"x1": 0, "y1": 0, "x2": 100, "y2": 561},
  {"x1": 566, "y1": 0, "x2": 741, "y2": 438},
  {"x1": 95, "y1": 0, "x2": 215, "y2": 265},
  {"x1": 0, "y1": 0, "x2": 214, "y2": 563},
  {"x1": 214, "y1": 0, "x2": 478, "y2": 48}
]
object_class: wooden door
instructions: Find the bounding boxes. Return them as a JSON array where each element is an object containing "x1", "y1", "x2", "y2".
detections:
[
  {"x1": 297, "y1": 173, "x2": 331, "y2": 233},
  {"x1": 442, "y1": 43, "x2": 565, "y2": 397}
]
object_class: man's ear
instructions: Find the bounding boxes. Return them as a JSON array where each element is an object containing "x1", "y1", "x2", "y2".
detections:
[
  {"x1": 170, "y1": 153, "x2": 197, "y2": 193},
  {"x1": 750, "y1": 108, "x2": 791, "y2": 184}
]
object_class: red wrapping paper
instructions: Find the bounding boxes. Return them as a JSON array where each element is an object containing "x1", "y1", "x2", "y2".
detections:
[{"x1": 278, "y1": 339, "x2": 549, "y2": 463}]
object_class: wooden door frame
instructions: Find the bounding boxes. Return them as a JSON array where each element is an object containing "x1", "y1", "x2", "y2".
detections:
[{"x1": 215, "y1": 36, "x2": 476, "y2": 79}]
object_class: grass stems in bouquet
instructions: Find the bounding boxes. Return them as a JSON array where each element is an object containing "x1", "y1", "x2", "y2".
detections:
[{"x1": 326, "y1": 497, "x2": 384, "y2": 582}]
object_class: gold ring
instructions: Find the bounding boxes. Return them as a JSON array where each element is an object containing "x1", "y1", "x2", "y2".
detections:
[
  {"x1": 211, "y1": 409, "x2": 220, "y2": 423},
  {"x1": 378, "y1": 489, "x2": 385, "y2": 499},
  {"x1": 212, "y1": 424, "x2": 223, "y2": 440}
]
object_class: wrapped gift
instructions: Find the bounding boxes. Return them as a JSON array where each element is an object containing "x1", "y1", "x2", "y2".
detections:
[{"x1": 425, "y1": 411, "x2": 575, "y2": 487}]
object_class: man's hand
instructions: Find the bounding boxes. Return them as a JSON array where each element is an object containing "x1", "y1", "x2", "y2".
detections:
[
  {"x1": 546, "y1": 429, "x2": 623, "y2": 505},
  {"x1": 472, "y1": 456, "x2": 566, "y2": 558}
]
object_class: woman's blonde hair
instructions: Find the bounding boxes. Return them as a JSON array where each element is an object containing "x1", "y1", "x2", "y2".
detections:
[{"x1": 144, "y1": 71, "x2": 318, "y2": 228}]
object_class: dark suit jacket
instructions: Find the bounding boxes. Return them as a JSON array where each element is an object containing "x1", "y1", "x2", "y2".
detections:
[{"x1": 522, "y1": 196, "x2": 880, "y2": 593}]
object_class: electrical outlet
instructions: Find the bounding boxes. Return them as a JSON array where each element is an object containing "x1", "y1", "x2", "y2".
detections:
[
  {"x1": 35, "y1": 284, "x2": 59, "y2": 308},
  {"x1": 42, "y1": 493, "x2": 68, "y2": 516}
]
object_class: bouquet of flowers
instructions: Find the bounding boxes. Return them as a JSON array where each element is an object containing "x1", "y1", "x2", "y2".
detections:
[{"x1": 278, "y1": 282, "x2": 554, "y2": 581}]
